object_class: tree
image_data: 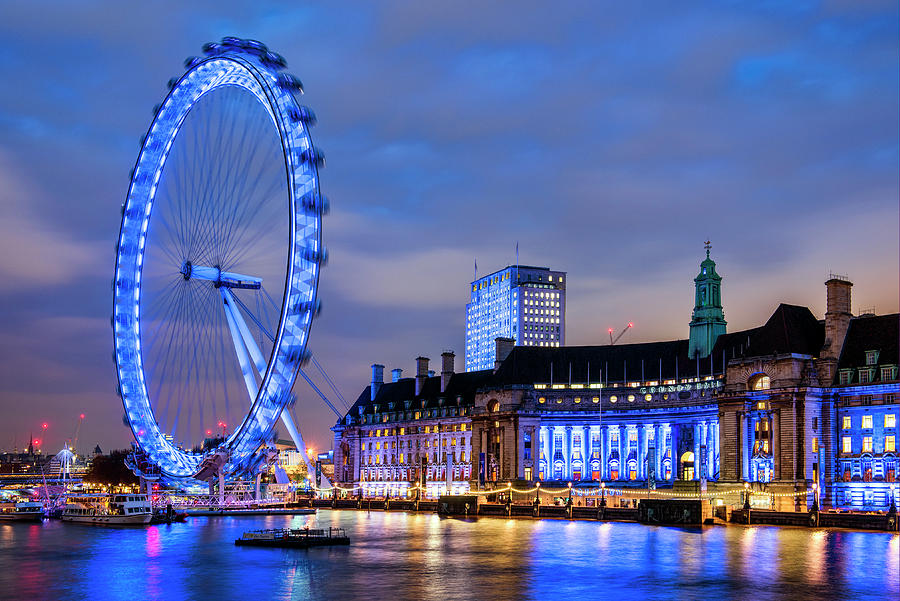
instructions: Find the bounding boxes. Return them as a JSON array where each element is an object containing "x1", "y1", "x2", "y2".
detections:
[{"x1": 83, "y1": 450, "x2": 139, "y2": 486}]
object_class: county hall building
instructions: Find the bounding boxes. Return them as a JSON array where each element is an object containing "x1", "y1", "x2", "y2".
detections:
[{"x1": 332, "y1": 250, "x2": 898, "y2": 510}]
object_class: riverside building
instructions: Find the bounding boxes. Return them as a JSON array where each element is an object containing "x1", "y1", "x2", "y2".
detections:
[
  {"x1": 465, "y1": 265, "x2": 566, "y2": 372},
  {"x1": 333, "y1": 250, "x2": 898, "y2": 510}
]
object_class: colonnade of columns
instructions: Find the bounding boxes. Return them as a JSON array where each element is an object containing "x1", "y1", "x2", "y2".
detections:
[{"x1": 538, "y1": 419, "x2": 719, "y2": 482}]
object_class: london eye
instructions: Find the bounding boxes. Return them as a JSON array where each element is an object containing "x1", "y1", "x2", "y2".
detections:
[{"x1": 112, "y1": 38, "x2": 327, "y2": 482}]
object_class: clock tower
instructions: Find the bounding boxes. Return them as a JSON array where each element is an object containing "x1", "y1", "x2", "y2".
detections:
[{"x1": 688, "y1": 242, "x2": 727, "y2": 359}]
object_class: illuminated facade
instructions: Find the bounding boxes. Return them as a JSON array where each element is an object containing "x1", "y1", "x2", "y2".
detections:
[
  {"x1": 465, "y1": 265, "x2": 566, "y2": 372},
  {"x1": 831, "y1": 313, "x2": 898, "y2": 509},
  {"x1": 334, "y1": 251, "x2": 899, "y2": 511},
  {"x1": 331, "y1": 354, "x2": 488, "y2": 497}
]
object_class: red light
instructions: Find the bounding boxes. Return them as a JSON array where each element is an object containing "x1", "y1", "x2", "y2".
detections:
[
  {"x1": 607, "y1": 328, "x2": 613, "y2": 333},
  {"x1": 41, "y1": 422, "x2": 48, "y2": 430},
  {"x1": 138, "y1": 429, "x2": 145, "y2": 436},
  {"x1": 80, "y1": 414, "x2": 85, "y2": 420},
  {"x1": 628, "y1": 322, "x2": 634, "y2": 328},
  {"x1": 206, "y1": 429, "x2": 212, "y2": 436}
]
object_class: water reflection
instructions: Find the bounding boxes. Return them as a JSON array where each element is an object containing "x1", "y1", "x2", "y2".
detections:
[{"x1": 0, "y1": 514, "x2": 896, "y2": 601}]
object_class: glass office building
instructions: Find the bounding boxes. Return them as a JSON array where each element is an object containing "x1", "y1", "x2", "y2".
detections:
[{"x1": 465, "y1": 265, "x2": 566, "y2": 372}]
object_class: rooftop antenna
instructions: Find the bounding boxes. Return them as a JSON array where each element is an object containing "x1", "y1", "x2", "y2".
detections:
[{"x1": 608, "y1": 322, "x2": 634, "y2": 345}]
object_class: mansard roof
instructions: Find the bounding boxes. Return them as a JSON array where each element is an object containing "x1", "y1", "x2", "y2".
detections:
[
  {"x1": 346, "y1": 369, "x2": 494, "y2": 417},
  {"x1": 712, "y1": 303, "x2": 824, "y2": 360},
  {"x1": 493, "y1": 303, "x2": 825, "y2": 386},
  {"x1": 835, "y1": 313, "x2": 899, "y2": 380}
]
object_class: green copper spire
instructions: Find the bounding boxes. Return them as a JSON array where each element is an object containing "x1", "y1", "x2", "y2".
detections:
[{"x1": 688, "y1": 241, "x2": 726, "y2": 359}]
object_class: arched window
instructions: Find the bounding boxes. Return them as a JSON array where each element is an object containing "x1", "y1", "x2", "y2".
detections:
[
  {"x1": 749, "y1": 374, "x2": 770, "y2": 391},
  {"x1": 487, "y1": 399, "x2": 500, "y2": 413},
  {"x1": 681, "y1": 451, "x2": 695, "y2": 480}
]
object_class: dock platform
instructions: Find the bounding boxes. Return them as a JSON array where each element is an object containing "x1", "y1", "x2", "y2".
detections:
[{"x1": 234, "y1": 527, "x2": 350, "y2": 548}]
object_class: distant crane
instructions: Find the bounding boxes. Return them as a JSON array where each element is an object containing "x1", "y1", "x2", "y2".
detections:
[
  {"x1": 608, "y1": 322, "x2": 634, "y2": 345},
  {"x1": 70, "y1": 413, "x2": 85, "y2": 455}
]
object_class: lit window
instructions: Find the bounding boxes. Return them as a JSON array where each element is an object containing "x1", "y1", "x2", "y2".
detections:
[
  {"x1": 538, "y1": 397, "x2": 546, "y2": 404},
  {"x1": 750, "y1": 374, "x2": 770, "y2": 390},
  {"x1": 574, "y1": 397, "x2": 581, "y2": 404},
  {"x1": 862, "y1": 415, "x2": 873, "y2": 429},
  {"x1": 886, "y1": 414, "x2": 897, "y2": 428},
  {"x1": 812, "y1": 437, "x2": 818, "y2": 453},
  {"x1": 842, "y1": 436, "x2": 852, "y2": 453},
  {"x1": 886, "y1": 436, "x2": 896, "y2": 453},
  {"x1": 610, "y1": 395, "x2": 617, "y2": 403},
  {"x1": 461, "y1": 424, "x2": 466, "y2": 432},
  {"x1": 627, "y1": 394, "x2": 635, "y2": 402},
  {"x1": 842, "y1": 416, "x2": 851, "y2": 429},
  {"x1": 592, "y1": 397, "x2": 599, "y2": 404},
  {"x1": 644, "y1": 394, "x2": 652, "y2": 401},
  {"x1": 862, "y1": 437, "x2": 873, "y2": 453}
]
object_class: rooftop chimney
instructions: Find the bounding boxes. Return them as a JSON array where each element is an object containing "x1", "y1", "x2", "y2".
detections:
[
  {"x1": 370, "y1": 364, "x2": 384, "y2": 401},
  {"x1": 494, "y1": 337, "x2": 515, "y2": 371},
  {"x1": 391, "y1": 368, "x2": 403, "y2": 383},
  {"x1": 415, "y1": 356, "x2": 429, "y2": 396},
  {"x1": 823, "y1": 276, "x2": 853, "y2": 361},
  {"x1": 441, "y1": 351, "x2": 455, "y2": 393}
]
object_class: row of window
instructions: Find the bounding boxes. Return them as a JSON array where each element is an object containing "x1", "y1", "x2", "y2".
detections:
[
  {"x1": 841, "y1": 414, "x2": 897, "y2": 429},
  {"x1": 358, "y1": 407, "x2": 469, "y2": 425},
  {"x1": 360, "y1": 466, "x2": 472, "y2": 482},
  {"x1": 841, "y1": 435, "x2": 896, "y2": 454},
  {"x1": 365, "y1": 424, "x2": 467, "y2": 437},
  {"x1": 366, "y1": 436, "x2": 469, "y2": 451},
  {"x1": 840, "y1": 394, "x2": 896, "y2": 406},
  {"x1": 839, "y1": 366, "x2": 898, "y2": 385},
  {"x1": 363, "y1": 451, "x2": 470, "y2": 465}
]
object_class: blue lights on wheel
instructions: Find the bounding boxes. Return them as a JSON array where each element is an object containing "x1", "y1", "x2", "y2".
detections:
[{"x1": 112, "y1": 39, "x2": 326, "y2": 480}]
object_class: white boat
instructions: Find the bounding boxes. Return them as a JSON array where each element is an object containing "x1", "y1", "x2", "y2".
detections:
[
  {"x1": 0, "y1": 501, "x2": 45, "y2": 522},
  {"x1": 61, "y1": 494, "x2": 152, "y2": 525}
]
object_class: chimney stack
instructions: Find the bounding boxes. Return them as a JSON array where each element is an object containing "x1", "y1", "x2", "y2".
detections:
[
  {"x1": 494, "y1": 337, "x2": 515, "y2": 371},
  {"x1": 370, "y1": 364, "x2": 384, "y2": 401},
  {"x1": 823, "y1": 277, "x2": 853, "y2": 361},
  {"x1": 441, "y1": 351, "x2": 455, "y2": 393},
  {"x1": 415, "y1": 356, "x2": 429, "y2": 396},
  {"x1": 391, "y1": 368, "x2": 403, "y2": 383}
]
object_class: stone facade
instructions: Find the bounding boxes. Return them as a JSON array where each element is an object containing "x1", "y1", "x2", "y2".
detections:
[{"x1": 332, "y1": 256, "x2": 898, "y2": 510}]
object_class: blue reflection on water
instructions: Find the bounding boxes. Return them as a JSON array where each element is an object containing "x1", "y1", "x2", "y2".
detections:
[{"x1": 0, "y1": 511, "x2": 896, "y2": 601}]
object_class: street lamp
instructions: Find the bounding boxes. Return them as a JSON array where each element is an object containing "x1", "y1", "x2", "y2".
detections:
[
  {"x1": 812, "y1": 482, "x2": 820, "y2": 512},
  {"x1": 600, "y1": 481, "x2": 607, "y2": 508},
  {"x1": 743, "y1": 481, "x2": 751, "y2": 510}
]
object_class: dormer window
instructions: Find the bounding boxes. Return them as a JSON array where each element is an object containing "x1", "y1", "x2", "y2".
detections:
[
  {"x1": 865, "y1": 350, "x2": 879, "y2": 365},
  {"x1": 839, "y1": 370, "x2": 852, "y2": 385},
  {"x1": 882, "y1": 366, "x2": 897, "y2": 381},
  {"x1": 859, "y1": 369, "x2": 872, "y2": 384}
]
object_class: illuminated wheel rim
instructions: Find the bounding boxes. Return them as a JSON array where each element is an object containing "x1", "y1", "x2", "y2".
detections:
[{"x1": 112, "y1": 39, "x2": 326, "y2": 479}]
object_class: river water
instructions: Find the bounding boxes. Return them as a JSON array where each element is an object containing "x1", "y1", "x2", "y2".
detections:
[{"x1": 1, "y1": 510, "x2": 897, "y2": 601}]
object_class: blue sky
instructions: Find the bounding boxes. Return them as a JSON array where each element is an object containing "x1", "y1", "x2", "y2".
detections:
[{"x1": 0, "y1": 0, "x2": 897, "y2": 454}]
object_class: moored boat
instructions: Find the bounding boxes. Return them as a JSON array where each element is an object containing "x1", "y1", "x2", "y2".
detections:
[
  {"x1": 61, "y1": 494, "x2": 152, "y2": 525},
  {"x1": 0, "y1": 501, "x2": 45, "y2": 522}
]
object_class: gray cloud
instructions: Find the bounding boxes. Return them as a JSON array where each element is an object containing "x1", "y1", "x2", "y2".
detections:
[{"x1": 0, "y1": 0, "x2": 896, "y2": 454}]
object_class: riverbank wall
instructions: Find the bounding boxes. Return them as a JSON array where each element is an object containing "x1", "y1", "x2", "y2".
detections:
[{"x1": 296, "y1": 498, "x2": 899, "y2": 532}]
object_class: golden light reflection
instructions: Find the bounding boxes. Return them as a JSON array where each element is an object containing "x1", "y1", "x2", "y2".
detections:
[{"x1": 806, "y1": 530, "x2": 826, "y2": 585}]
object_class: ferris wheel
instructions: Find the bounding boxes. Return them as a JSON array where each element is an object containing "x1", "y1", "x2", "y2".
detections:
[{"x1": 112, "y1": 38, "x2": 327, "y2": 481}]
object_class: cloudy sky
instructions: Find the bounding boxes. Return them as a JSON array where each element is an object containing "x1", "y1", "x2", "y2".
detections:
[{"x1": 0, "y1": 1, "x2": 897, "y2": 455}]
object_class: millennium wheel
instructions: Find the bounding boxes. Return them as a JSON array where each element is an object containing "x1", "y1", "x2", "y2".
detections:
[{"x1": 112, "y1": 38, "x2": 327, "y2": 480}]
